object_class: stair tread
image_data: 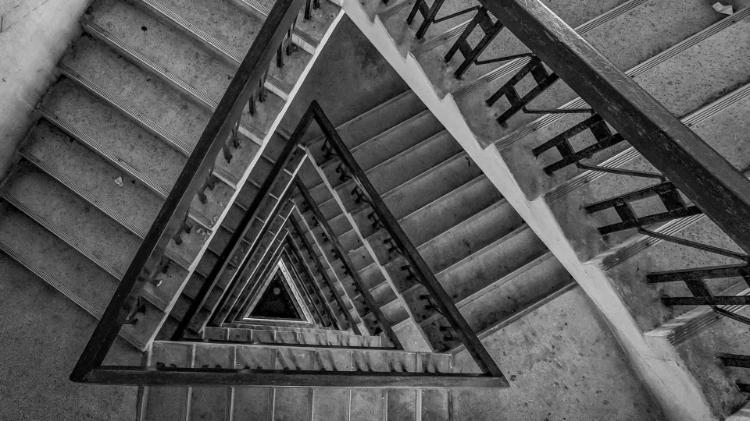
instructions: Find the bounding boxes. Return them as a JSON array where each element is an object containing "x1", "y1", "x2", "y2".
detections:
[
  {"x1": 87, "y1": 0, "x2": 284, "y2": 138},
  {"x1": 0, "y1": 201, "x2": 161, "y2": 349}
]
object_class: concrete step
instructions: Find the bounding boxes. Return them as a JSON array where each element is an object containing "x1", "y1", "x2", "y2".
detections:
[
  {"x1": 500, "y1": 10, "x2": 750, "y2": 201},
  {"x1": 377, "y1": 224, "x2": 548, "y2": 326},
  {"x1": 400, "y1": 176, "x2": 501, "y2": 246},
  {"x1": 40, "y1": 78, "x2": 179, "y2": 203},
  {"x1": 134, "y1": 0, "x2": 312, "y2": 98},
  {"x1": 548, "y1": 82, "x2": 750, "y2": 263},
  {"x1": 60, "y1": 35, "x2": 259, "y2": 186},
  {"x1": 86, "y1": 0, "x2": 284, "y2": 136},
  {"x1": 203, "y1": 326, "x2": 383, "y2": 347},
  {"x1": 143, "y1": 385, "x2": 450, "y2": 421},
  {"x1": 40, "y1": 76, "x2": 234, "y2": 230},
  {"x1": 17, "y1": 128, "x2": 192, "y2": 301},
  {"x1": 415, "y1": 0, "x2": 716, "y2": 98},
  {"x1": 20, "y1": 120, "x2": 162, "y2": 243},
  {"x1": 305, "y1": 91, "x2": 426, "y2": 174},
  {"x1": 385, "y1": 0, "x2": 630, "y2": 74},
  {"x1": 349, "y1": 196, "x2": 520, "y2": 283},
  {"x1": 327, "y1": 90, "x2": 426, "y2": 148},
  {"x1": 313, "y1": 109, "x2": 444, "y2": 189},
  {"x1": 2, "y1": 162, "x2": 193, "y2": 280},
  {"x1": 418, "y1": 198, "x2": 523, "y2": 274},
  {"x1": 151, "y1": 340, "x2": 456, "y2": 372},
  {"x1": 423, "y1": 253, "x2": 574, "y2": 345},
  {"x1": 228, "y1": 0, "x2": 341, "y2": 51},
  {"x1": 448, "y1": 0, "x2": 724, "y2": 146},
  {"x1": 0, "y1": 201, "x2": 163, "y2": 349},
  {"x1": 342, "y1": 153, "x2": 483, "y2": 238}
]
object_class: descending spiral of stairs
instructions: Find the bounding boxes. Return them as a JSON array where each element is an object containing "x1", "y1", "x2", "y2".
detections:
[{"x1": 3, "y1": 0, "x2": 750, "y2": 419}]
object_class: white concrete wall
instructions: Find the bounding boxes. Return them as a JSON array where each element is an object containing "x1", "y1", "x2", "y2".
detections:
[{"x1": 0, "y1": 0, "x2": 91, "y2": 178}]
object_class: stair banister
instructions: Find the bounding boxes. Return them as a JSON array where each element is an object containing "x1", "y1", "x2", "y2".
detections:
[
  {"x1": 478, "y1": 0, "x2": 750, "y2": 254},
  {"x1": 287, "y1": 210, "x2": 363, "y2": 334},
  {"x1": 71, "y1": 0, "x2": 308, "y2": 382},
  {"x1": 176, "y1": 137, "x2": 305, "y2": 339},
  {"x1": 292, "y1": 176, "x2": 403, "y2": 347},
  {"x1": 307, "y1": 100, "x2": 508, "y2": 383}
]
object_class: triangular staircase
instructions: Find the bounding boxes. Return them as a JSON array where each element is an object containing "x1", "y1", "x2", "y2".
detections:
[{"x1": 6, "y1": 0, "x2": 749, "y2": 419}]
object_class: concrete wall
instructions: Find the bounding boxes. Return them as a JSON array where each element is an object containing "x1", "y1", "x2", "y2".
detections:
[
  {"x1": 280, "y1": 16, "x2": 408, "y2": 134},
  {"x1": 0, "y1": 0, "x2": 91, "y2": 179}
]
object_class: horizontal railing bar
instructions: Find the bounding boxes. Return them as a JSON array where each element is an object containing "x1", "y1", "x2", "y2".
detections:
[{"x1": 88, "y1": 366, "x2": 506, "y2": 388}]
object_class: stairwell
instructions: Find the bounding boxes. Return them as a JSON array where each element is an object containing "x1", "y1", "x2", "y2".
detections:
[{"x1": 1, "y1": 0, "x2": 743, "y2": 419}]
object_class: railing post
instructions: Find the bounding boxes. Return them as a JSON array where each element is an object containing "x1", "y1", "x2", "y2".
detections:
[{"x1": 479, "y1": 0, "x2": 750, "y2": 254}]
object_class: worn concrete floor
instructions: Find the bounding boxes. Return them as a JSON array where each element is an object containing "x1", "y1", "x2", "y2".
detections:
[{"x1": 0, "y1": 253, "x2": 140, "y2": 421}]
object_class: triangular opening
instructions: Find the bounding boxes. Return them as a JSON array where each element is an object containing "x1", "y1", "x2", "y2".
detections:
[{"x1": 249, "y1": 268, "x2": 303, "y2": 320}]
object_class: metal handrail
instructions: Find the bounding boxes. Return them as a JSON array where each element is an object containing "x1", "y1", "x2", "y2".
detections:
[
  {"x1": 481, "y1": 0, "x2": 750, "y2": 254},
  {"x1": 71, "y1": 0, "x2": 308, "y2": 382},
  {"x1": 69, "y1": 101, "x2": 510, "y2": 388}
]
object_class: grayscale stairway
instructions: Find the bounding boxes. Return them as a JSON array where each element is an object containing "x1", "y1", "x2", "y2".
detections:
[
  {"x1": 342, "y1": 0, "x2": 750, "y2": 417},
  {"x1": 0, "y1": 0, "x2": 341, "y2": 352}
]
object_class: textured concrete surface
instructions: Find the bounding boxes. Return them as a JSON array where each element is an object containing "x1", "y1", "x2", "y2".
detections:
[
  {"x1": 453, "y1": 287, "x2": 663, "y2": 420},
  {"x1": 280, "y1": 17, "x2": 408, "y2": 135},
  {"x1": 0, "y1": 253, "x2": 139, "y2": 421},
  {"x1": 0, "y1": 0, "x2": 91, "y2": 179}
]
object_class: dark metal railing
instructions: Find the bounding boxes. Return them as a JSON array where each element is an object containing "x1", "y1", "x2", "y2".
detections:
[
  {"x1": 171, "y1": 101, "x2": 507, "y2": 386},
  {"x1": 409, "y1": 0, "x2": 750, "y2": 253},
  {"x1": 210, "y1": 184, "x2": 302, "y2": 326},
  {"x1": 305, "y1": 101, "x2": 506, "y2": 381},
  {"x1": 281, "y1": 237, "x2": 339, "y2": 328},
  {"x1": 482, "y1": 0, "x2": 750, "y2": 391},
  {"x1": 74, "y1": 97, "x2": 509, "y2": 387},
  {"x1": 293, "y1": 177, "x2": 402, "y2": 346},
  {"x1": 287, "y1": 211, "x2": 363, "y2": 334},
  {"x1": 399, "y1": 0, "x2": 750, "y2": 389},
  {"x1": 70, "y1": 0, "x2": 312, "y2": 383}
]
